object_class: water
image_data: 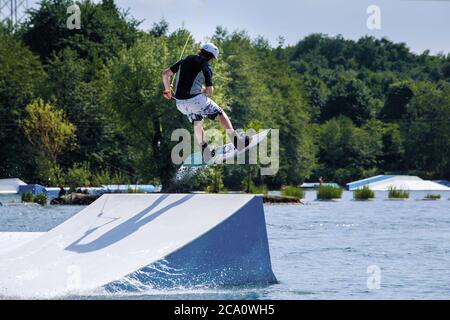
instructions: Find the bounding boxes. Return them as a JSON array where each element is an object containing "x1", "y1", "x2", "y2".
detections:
[{"x1": 0, "y1": 191, "x2": 449, "y2": 299}]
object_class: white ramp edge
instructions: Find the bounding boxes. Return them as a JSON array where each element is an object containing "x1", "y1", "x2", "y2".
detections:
[
  {"x1": 369, "y1": 176, "x2": 450, "y2": 191},
  {"x1": 0, "y1": 194, "x2": 276, "y2": 297},
  {"x1": 0, "y1": 233, "x2": 44, "y2": 256},
  {"x1": 0, "y1": 178, "x2": 27, "y2": 194}
]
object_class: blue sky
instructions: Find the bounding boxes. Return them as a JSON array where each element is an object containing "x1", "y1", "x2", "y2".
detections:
[{"x1": 30, "y1": 0, "x2": 450, "y2": 54}]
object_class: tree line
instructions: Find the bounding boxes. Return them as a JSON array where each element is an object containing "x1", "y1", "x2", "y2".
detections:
[{"x1": 0, "y1": 0, "x2": 449, "y2": 190}]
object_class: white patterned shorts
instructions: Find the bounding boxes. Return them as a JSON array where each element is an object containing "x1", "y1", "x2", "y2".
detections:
[{"x1": 176, "y1": 94, "x2": 223, "y2": 124}]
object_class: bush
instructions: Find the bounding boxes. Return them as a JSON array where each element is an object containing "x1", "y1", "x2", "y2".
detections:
[
  {"x1": 110, "y1": 171, "x2": 132, "y2": 185},
  {"x1": 66, "y1": 162, "x2": 91, "y2": 192},
  {"x1": 21, "y1": 192, "x2": 34, "y2": 203},
  {"x1": 317, "y1": 185, "x2": 343, "y2": 200},
  {"x1": 205, "y1": 166, "x2": 224, "y2": 193},
  {"x1": 281, "y1": 185, "x2": 305, "y2": 199},
  {"x1": 424, "y1": 194, "x2": 440, "y2": 200},
  {"x1": 247, "y1": 183, "x2": 268, "y2": 195},
  {"x1": 91, "y1": 169, "x2": 112, "y2": 186},
  {"x1": 127, "y1": 187, "x2": 143, "y2": 193},
  {"x1": 91, "y1": 169, "x2": 133, "y2": 187},
  {"x1": 388, "y1": 187, "x2": 409, "y2": 199},
  {"x1": 36, "y1": 157, "x2": 65, "y2": 185},
  {"x1": 33, "y1": 193, "x2": 48, "y2": 206},
  {"x1": 353, "y1": 186, "x2": 375, "y2": 200}
]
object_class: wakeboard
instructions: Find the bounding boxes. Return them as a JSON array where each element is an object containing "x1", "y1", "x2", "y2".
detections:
[{"x1": 182, "y1": 129, "x2": 271, "y2": 167}]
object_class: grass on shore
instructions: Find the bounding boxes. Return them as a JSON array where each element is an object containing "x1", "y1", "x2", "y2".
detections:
[
  {"x1": 21, "y1": 192, "x2": 33, "y2": 203},
  {"x1": 248, "y1": 184, "x2": 268, "y2": 195},
  {"x1": 22, "y1": 192, "x2": 48, "y2": 205},
  {"x1": 281, "y1": 185, "x2": 305, "y2": 199},
  {"x1": 317, "y1": 185, "x2": 343, "y2": 200},
  {"x1": 353, "y1": 186, "x2": 375, "y2": 200},
  {"x1": 33, "y1": 193, "x2": 48, "y2": 205},
  {"x1": 388, "y1": 187, "x2": 409, "y2": 199},
  {"x1": 424, "y1": 194, "x2": 441, "y2": 200}
]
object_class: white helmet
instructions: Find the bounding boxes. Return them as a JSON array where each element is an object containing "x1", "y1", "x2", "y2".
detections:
[{"x1": 201, "y1": 42, "x2": 219, "y2": 60}]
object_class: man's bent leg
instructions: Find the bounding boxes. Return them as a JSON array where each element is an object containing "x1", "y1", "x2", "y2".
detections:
[
  {"x1": 194, "y1": 119, "x2": 215, "y2": 163},
  {"x1": 218, "y1": 111, "x2": 250, "y2": 150},
  {"x1": 218, "y1": 112, "x2": 234, "y2": 131},
  {"x1": 218, "y1": 111, "x2": 238, "y2": 143},
  {"x1": 193, "y1": 120, "x2": 206, "y2": 146},
  {"x1": 202, "y1": 96, "x2": 250, "y2": 151}
]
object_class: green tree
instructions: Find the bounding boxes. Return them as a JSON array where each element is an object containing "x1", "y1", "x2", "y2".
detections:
[
  {"x1": 216, "y1": 29, "x2": 316, "y2": 186},
  {"x1": 317, "y1": 117, "x2": 382, "y2": 184},
  {"x1": 20, "y1": 99, "x2": 77, "y2": 183},
  {"x1": 0, "y1": 31, "x2": 46, "y2": 179},
  {"x1": 105, "y1": 34, "x2": 178, "y2": 185},
  {"x1": 21, "y1": 0, "x2": 139, "y2": 63},
  {"x1": 321, "y1": 75, "x2": 375, "y2": 125},
  {"x1": 380, "y1": 81, "x2": 414, "y2": 121},
  {"x1": 150, "y1": 18, "x2": 169, "y2": 37},
  {"x1": 18, "y1": 0, "x2": 141, "y2": 179},
  {"x1": 66, "y1": 162, "x2": 91, "y2": 192},
  {"x1": 401, "y1": 82, "x2": 450, "y2": 178},
  {"x1": 43, "y1": 49, "x2": 129, "y2": 174},
  {"x1": 379, "y1": 123, "x2": 405, "y2": 173}
]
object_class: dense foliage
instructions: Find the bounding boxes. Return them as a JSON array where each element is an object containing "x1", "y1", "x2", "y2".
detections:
[{"x1": 1, "y1": 0, "x2": 449, "y2": 189}]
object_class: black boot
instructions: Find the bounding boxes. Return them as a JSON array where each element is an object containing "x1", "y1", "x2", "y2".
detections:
[
  {"x1": 233, "y1": 133, "x2": 251, "y2": 151},
  {"x1": 202, "y1": 143, "x2": 216, "y2": 163}
]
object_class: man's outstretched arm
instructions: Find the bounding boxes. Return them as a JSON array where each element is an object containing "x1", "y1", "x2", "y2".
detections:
[
  {"x1": 204, "y1": 86, "x2": 214, "y2": 97},
  {"x1": 162, "y1": 69, "x2": 173, "y2": 90},
  {"x1": 162, "y1": 68, "x2": 174, "y2": 100}
]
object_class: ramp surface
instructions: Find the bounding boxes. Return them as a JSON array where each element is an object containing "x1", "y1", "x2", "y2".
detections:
[
  {"x1": 0, "y1": 233, "x2": 44, "y2": 256},
  {"x1": 0, "y1": 194, "x2": 276, "y2": 297}
]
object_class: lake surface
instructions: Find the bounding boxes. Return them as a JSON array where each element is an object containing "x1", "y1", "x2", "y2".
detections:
[{"x1": 0, "y1": 191, "x2": 449, "y2": 299}]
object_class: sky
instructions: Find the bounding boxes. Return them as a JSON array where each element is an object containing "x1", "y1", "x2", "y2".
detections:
[{"x1": 28, "y1": 0, "x2": 450, "y2": 54}]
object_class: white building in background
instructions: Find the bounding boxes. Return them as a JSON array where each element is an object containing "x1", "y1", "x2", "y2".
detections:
[
  {"x1": 347, "y1": 175, "x2": 450, "y2": 191},
  {"x1": 0, "y1": 178, "x2": 27, "y2": 194}
]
